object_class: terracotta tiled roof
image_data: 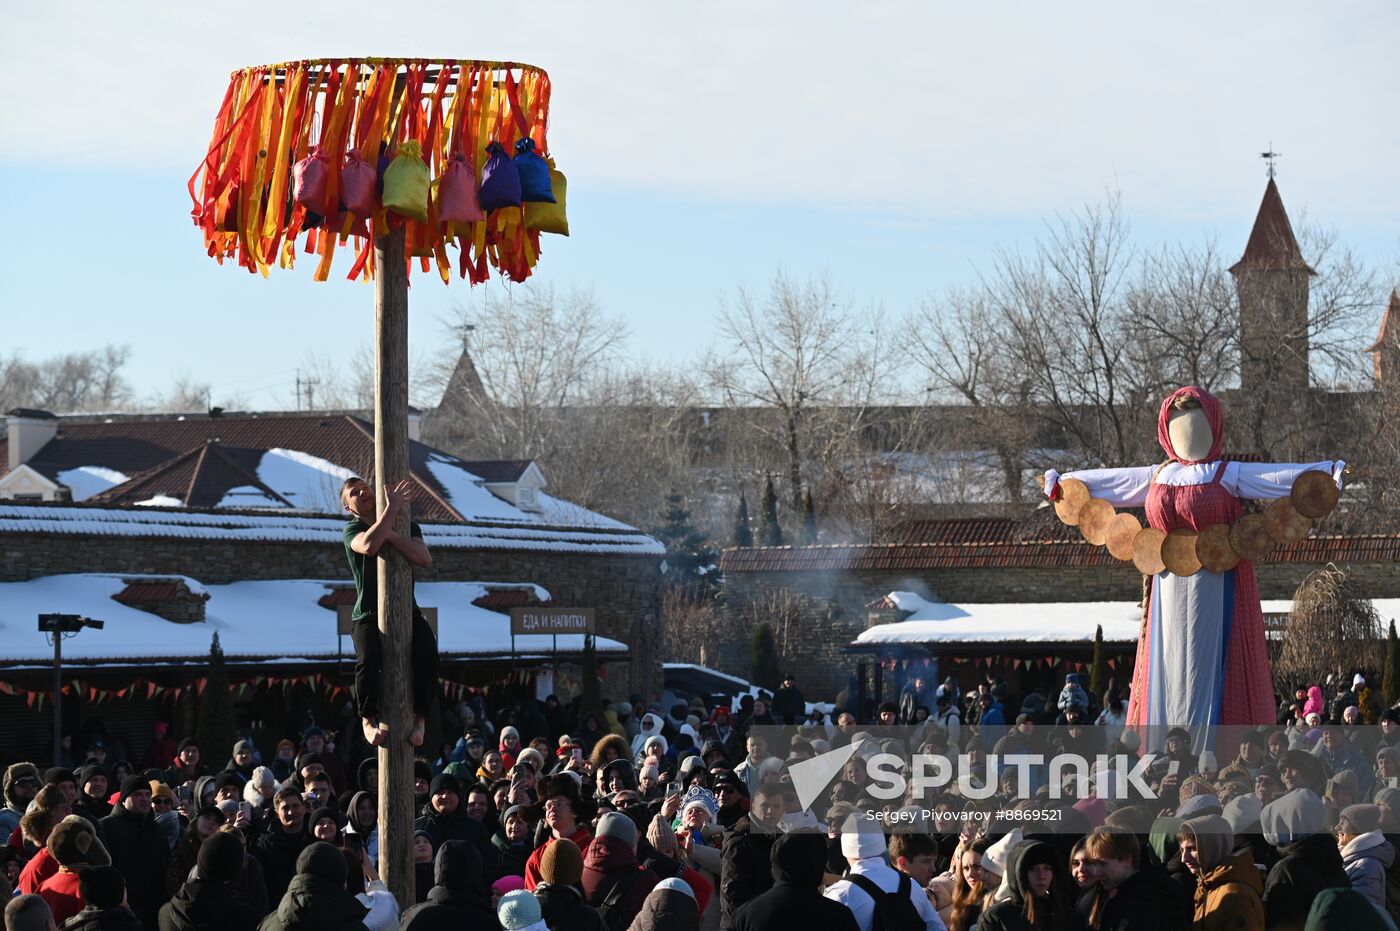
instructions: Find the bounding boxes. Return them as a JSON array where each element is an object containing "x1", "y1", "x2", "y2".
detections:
[
  {"x1": 719, "y1": 533, "x2": 1400, "y2": 573},
  {"x1": 113, "y1": 580, "x2": 208, "y2": 605},
  {"x1": 472, "y1": 589, "x2": 547, "y2": 611},
  {"x1": 894, "y1": 517, "x2": 1079, "y2": 545},
  {"x1": 317, "y1": 587, "x2": 357, "y2": 610},
  {"x1": 90, "y1": 442, "x2": 296, "y2": 510},
  {"x1": 1229, "y1": 179, "x2": 1314, "y2": 275}
]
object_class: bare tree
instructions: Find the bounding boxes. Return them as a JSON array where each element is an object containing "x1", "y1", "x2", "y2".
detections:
[
  {"x1": 708, "y1": 273, "x2": 915, "y2": 528},
  {"x1": 0, "y1": 345, "x2": 134, "y2": 413},
  {"x1": 907, "y1": 288, "x2": 1038, "y2": 503},
  {"x1": 151, "y1": 374, "x2": 213, "y2": 412}
]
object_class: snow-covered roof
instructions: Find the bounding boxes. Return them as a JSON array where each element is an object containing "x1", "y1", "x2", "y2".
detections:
[
  {"x1": 0, "y1": 574, "x2": 626, "y2": 665},
  {"x1": 857, "y1": 592, "x2": 1142, "y2": 645},
  {"x1": 858, "y1": 592, "x2": 1400, "y2": 647},
  {"x1": 0, "y1": 504, "x2": 664, "y2": 556}
]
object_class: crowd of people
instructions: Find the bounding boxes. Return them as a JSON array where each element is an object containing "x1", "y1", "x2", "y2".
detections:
[{"x1": 2, "y1": 669, "x2": 1400, "y2": 931}]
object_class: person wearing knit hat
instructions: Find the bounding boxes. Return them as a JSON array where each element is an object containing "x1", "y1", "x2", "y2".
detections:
[
  {"x1": 1176, "y1": 814, "x2": 1264, "y2": 929},
  {"x1": 491, "y1": 874, "x2": 527, "y2": 910},
  {"x1": 164, "y1": 738, "x2": 206, "y2": 789},
  {"x1": 77, "y1": 865, "x2": 126, "y2": 910},
  {"x1": 415, "y1": 772, "x2": 491, "y2": 860},
  {"x1": 98, "y1": 772, "x2": 166, "y2": 931},
  {"x1": 580, "y1": 810, "x2": 659, "y2": 927},
  {"x1": 158, "y1": 831, "x2": 261, "y2": 931},
  {"x1": 498, "y1": 726, "x2": 522, "y2": 769},
  {"x1": 309, "y1": 806, "x2": 344, "y2": 844},
  {"x1": 1336, "y1": 803, "x2": 1394, "y2": 913},
  {"x1": 399, "y1": 838, "x2": 495, "y2": 929},
  {"x1": 497, "y1": 888, "x2": 546, "y2": 931},
  {"x1": 1374, "y1": 785, "x2": 1400, "y2": 825},
  {"x1": 516, "y1": 747, "x2": 545, "y2": 775},
  {"x1": 73, "y1": 764, "x2": 111, "y2": 822},
  {"x1": 1072, "y1": 795, "x2": 1108, "y2": 829},
  {"x1": 823, "y1": 812, "x2": 944, "y2": 929},
  {"x1": 539, "y1": 836, "x2": 585, "y2": 888},
  {"x1": 255, "y1": 842, "x2": 367, "y2": 931},
  {"x1": 979, "y1": 828, "x2": 1026, "y2": 906},
  {"x1": 629, "y1": 878, "x2": 700, "y2": 931},
  {"x1": 43, "y1": 767, "x2": 77, "y2": 801},
  {"x1": 269, "y1": 739, "x2": 297, "y2": 784}
]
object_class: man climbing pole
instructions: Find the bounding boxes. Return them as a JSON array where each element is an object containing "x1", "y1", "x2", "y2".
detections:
[{"x1": 341, "y1": 476, "x2": 440, "y2": 748}]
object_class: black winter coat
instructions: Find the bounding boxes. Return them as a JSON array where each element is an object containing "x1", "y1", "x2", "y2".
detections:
[
  {"x1": 719, "y1": 817, "x2": 778, "y2": 928},
  {"x1": 414, "y1": 806, "x2": 493, "y2": 875},
  {"x1": 100, "y1": 805, "x2": 173, "y2": 930},
  {"x1": 535, "y1": 882, "x2": 606, "y2": 931},
  {"x1": 490, "y1": 831, "x2": 530, "y2": 880},
  {"x1": 250, "y1": 827, "x2": 310, "y2": 907},
  {"x1": 62, "y1": 906, "x2": 145, "y2": 931},
  {"x1": 398, "y1": 839, "x2": 499, "y2": 931},
  {"x1": 158, "y1": 878, "x2": 262, "y2": 931},
  {"x1": 976, "y1": 841, "x2": 1086, "y2": 931},
  {"x1": 1263, "y1": 833, "x2": 1350, "y2": 931},
  {"x1": 729, "y1": 833, "x2": 859, "y2": 931},
  {"x1": 255, "y1": 873, "x2": 367, "y2": 931},
  {"x1": 1096, "y1": 865, "x2": 1190, "y2": 931}
]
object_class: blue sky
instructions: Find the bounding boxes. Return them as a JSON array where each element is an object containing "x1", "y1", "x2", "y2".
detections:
[{"x1": 2, "y1": 1, "x2": 1396, "y2": 409}]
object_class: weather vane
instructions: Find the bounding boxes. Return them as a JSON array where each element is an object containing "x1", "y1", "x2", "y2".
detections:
[{"x1": 1261, "y1": 142, "x2": 1281, "y2": 179}]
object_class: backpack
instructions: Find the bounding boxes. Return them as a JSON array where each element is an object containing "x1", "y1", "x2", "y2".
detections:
[
  {"x1": 846, "y1": 872, "x2": 926, "y2": 931},
  {"x1": 595, "y1": 869, "x2": 637, "y2": 931}
]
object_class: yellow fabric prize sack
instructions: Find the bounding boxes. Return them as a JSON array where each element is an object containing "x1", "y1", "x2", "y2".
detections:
[
  {"x1": 383, "y1": 139, "x2": 430, "y2": 222},
  {"x1": 525, "y1": 158, "x2": 569, "y2": 236}
]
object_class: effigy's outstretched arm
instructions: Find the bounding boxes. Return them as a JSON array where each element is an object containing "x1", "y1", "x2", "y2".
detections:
[
  {"x1": 1042, "y1": 466, "x2": 1156, "y2": 508},
  {"x1": 1224, "y1": 460, "x2": 1345, "y2": 499}
]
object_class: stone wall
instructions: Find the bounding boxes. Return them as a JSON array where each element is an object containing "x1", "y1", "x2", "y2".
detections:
[
  {"x1": 7, "y1": 532, "x2": 664, "y2": 696},
  {"x1": 718, "y1": 559, "x2": 1400, "y2": 699}
]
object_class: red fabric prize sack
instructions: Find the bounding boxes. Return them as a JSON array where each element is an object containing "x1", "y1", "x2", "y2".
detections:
[
  {"x1": 436, "y1": 154, "x2": 485, "y2": 224},
  {"x1": 291, "y1": 145, "x2": 330, "y2": 212},
  {"x1": 341, "y1": 148, "x2": 378, "y2": 218}
]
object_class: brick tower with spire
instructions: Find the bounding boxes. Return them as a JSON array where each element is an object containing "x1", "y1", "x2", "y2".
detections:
[{"x1": 1230, "y1": 177, "x2": 1315, "y2": 396}]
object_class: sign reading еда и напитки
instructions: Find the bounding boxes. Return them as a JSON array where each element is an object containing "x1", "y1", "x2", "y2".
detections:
[{"x1": 509, "y1": 607, "x2": 595, "y2": 636}]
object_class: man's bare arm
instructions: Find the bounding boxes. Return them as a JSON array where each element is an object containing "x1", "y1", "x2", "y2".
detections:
[
  {"x1": 385, "y1": 531, "x2": 432, "y2": 569},
  {"x1": 349, "y1": 480, "x2": 412, "y2": 558}
]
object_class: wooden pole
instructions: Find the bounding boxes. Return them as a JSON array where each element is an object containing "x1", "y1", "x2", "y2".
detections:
[{"x1": 373, "y1": 225, "x2": 415, "y2": 908}]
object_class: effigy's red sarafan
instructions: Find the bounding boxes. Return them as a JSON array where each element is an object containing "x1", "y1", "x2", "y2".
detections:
[{"x1": 188, "y1": 59, "x2": 560, "y2": 285}]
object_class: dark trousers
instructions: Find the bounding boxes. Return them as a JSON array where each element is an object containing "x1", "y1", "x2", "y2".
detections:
[{"x1": 351, "y1": 612, "x2": 439, "y2": 720}]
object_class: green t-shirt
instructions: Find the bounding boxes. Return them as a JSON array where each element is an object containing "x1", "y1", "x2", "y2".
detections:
[{"x1": 343, "y1": 518, "x2": 424, "y2": 622}]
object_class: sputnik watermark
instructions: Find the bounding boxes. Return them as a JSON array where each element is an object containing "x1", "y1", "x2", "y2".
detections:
[{"x1": 863, "y1": 752, "x2": 1158, "y2": 802}]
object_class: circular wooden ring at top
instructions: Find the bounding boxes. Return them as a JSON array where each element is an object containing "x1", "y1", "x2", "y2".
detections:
[
  {"x1": 1132, "y1": 527, "x2": 1167, "y2": 576},
  {"x1": 1291, "y1": 470, "x2": 1340, "y2": 519},
  {"x1": 1228, "y1": 513, "x2": 1275, "y2": 561},
  {"x1": 1104, "y1": 512, "x2": 1143, "y2": 561},
  {"x1": 1054, "y1": 478, "x2": 1091, "y2": 526},
  {"x1": 1264, "y1": 497, "x2": 1313, "y2": 545},
  {"x1": 1195, "y1": 523, "x2": 1240, "y2": 573},
  {"x1": 1162, "y1": 528, "x2": 1202, "y2": 577},
  {"x1": 1078, "y1": 499, "x2": 1116, "y2": 546}
]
